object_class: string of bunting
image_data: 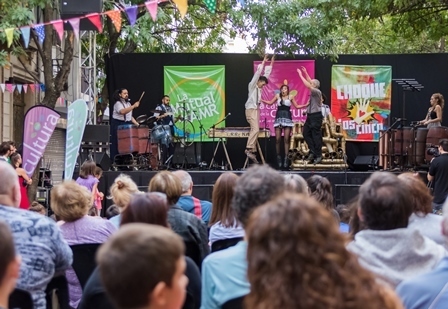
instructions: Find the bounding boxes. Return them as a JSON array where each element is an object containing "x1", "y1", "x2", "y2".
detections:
[
  {"x1": 1, "y1": 0, "x2": 230, "y2": 48},
  {"x1": 0, "y1": 83, "x2": 45, "y2": 93}
]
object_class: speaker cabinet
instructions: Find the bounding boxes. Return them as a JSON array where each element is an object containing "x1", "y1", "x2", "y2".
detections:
[
  {"x1": 173, "y1": 143, "x2": 201, "y2": 166},
  {"x1": 335, "y1": 184, "x2": 360, "y2": 205},
  {"x1": 79, "y1": 152, "x2": 111, "y2": 172},
  {"x1": 352, "y1": 155, "x2": 379, "y2": 171},
  {"x1": 60, "y1": 0, "x2": 103, "y2": 31}
]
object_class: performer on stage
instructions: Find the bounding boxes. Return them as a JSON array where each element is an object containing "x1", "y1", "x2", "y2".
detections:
[
  {"x1": 110, "y1": 88, "x2": 140, "y2": 160},
  {"x1": 297, "y1": 66, "x2": 323, "y2": 164},
  {"x1": 154, "y1": 95, "x2": 179, "y2": 165},
  {"x1": 244, "y1": 55, "x2": 274, "y2": 163},
  {"x1": 418, "y1": 93, "x2": 444, "y2": 128},
  {"x1": 261, "y1": 84, "x2": 300, "y2": 168}
]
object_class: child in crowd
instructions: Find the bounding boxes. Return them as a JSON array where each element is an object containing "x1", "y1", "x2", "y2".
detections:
[
  {"x1": 75, "y1": 161, "x2": 98, "y2": 205},
  {"x1": 93, "y1": 166, "x2": 104, "y2": 212},
  {"x1": 29, "y1": 201, "x2": 46, "y2": 216},
  {"x1": 336, "y1": 203, "x2": 351, "y2": 233},
  {"x1": 97, "y1": 224, "x2": 188, "y2": 309},
  {"x1": 105, "y1": 205, "x2": 120, "y2": 219}
]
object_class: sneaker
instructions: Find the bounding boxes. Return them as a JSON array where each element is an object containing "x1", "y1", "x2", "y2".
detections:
[
  {"x1": 314, "y1": 156, "x2": 323, "y2": 164},
  {"x1": 307, "y1": 154, "x2": 314, "y2": 163},
  {"x1": 277, "y1": 155, "x2": 282, "y2": 168},
  {"x1": 245, "y1": 150, "x2": 259, "y2": 164}
]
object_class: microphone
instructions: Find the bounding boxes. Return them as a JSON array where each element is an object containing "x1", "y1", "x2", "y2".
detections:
[
  {"x1": 126, "y1": 98, "x2": 131, "y2": 103},
  {"x1": 393, "y1": 117, "x2": 407, "y2": 121},
  {"x1": 224, "y1": 113, "x2": 231, "y2": 119}
]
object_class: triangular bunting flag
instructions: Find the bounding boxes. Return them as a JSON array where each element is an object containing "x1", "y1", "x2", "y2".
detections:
[
  {"x1": 173, "y1": 0, "x2": 188, "y2": 18},
  {"x1": 5, "y1": 28, "x2": 15, "y2": 48},
  {"x1": 16, "y1": 85, "x2": 23, "y2": 94},
  {"x1": 105, "y1": 10, "x2": 122, "y2": 32},
  {"x1": 237, "y1": 0, "x2": 245, "y2": 6},
  {"x1": 20, "y1": 27, "x2": 31, "y2": 48},
  {"x1": 29, "y1": 84, "x2": 35, "y2": 92},
  {"x1": 6, "y1": 84, "x2": 12, "y2": 93},
  {"x1": 145, "y1": 1, "x2": 158, "y2": 22},
  {"x1": 11, "y1": 85, "x2": 16, "y2": 93},
  {"x1": 203, "y1": 0, "x2": 216, "y2": 13},
  {"x1": 125, "y1": 5, "x2": 138, "y2": 26},
  {"x1": 0, "y1": 84, "x2": 5, "y2": 93},
  {"x1": 86, "y1": 13, "x2": 103, "y2": 33},
  {"x1": 23, "y1": 84, "x2": 28, "y2": 93},
  {"x1": 40, "y1": 84, "x2": 46, "y2": 92},
  {"x1": 34, "y1": 24, "x2": 45, "y2": 44},
  {"x1": 68, "y1": 18, "x2": 80, "y2": 41},
  {"x1": 52, "y1": 20, "x2": 65, "y2": 41}
]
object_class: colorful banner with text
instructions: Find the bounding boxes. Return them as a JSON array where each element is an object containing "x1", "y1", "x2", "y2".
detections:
[
  {"x1": 164, "y1": 65, "x2": 225, "y2": 142},
  {"x1": 253, "y1": 60, "x2": 315, "y2": 136},
  {"x1": 331, "y1": 65, "x2": 392, "y2": 142}
]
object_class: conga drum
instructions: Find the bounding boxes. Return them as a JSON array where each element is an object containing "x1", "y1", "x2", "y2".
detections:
[
  {"x1": 425, "y1": 126, "x2": 448, "y2": 163},
  {"x1": 415, "y1": 128, "x2": 429, "y2": 166},
  {"x1": 117, "y1": 125, "x2": 139, "y2": 154},
  {"x1": 137, "y1": 125, "x2": 150, "y2": 154}
]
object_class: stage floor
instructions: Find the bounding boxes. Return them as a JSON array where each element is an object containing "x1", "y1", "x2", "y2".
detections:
[{"x1": 100, "y1": 168, "x2": 416, "y2": 209}]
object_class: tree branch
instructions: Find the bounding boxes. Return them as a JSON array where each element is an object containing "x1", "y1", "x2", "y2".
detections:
[{"x1": 17, "y1": 56, "x2": 41, "y2": 83}]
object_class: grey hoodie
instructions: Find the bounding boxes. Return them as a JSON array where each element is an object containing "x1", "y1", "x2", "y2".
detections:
[{"x1": 347, "y1": 228, "x2": 447, "y2": 287}]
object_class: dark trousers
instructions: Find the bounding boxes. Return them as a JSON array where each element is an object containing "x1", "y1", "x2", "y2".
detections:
[
  {"x1": 303, "y1": 112, "x2": 323, "y2": 158},
  {"x1": 110, "y1": 118, "x2": 131, "y2": 160},
  {"x1": 161, "y1": 125, "x2": 175, "y2": 164}
]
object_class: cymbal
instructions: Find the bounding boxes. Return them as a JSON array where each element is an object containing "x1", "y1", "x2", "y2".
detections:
[
  {"x1": 149, "y1": 109, "x2": 164, "y2": 114},
  {"x1": 136, "y1": 115, "x2": 157, "y2": 125}
]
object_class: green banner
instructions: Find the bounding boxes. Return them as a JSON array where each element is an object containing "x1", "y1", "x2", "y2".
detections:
[{"x1": 164, "y1": 65, "x2": 225, "y2": 142}]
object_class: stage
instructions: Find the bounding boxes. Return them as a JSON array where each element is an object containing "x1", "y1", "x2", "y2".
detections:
[{"x1": 99, "y1": 168, "x2": 423, "y2": 211}]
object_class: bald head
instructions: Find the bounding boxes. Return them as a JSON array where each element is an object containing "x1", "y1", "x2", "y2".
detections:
[
  {"x1": 0, "y1": 161, "x2": 21, "y2": 207},
  {"x1": 172, "y1": 170, "x2": 193, "y2": 194}
]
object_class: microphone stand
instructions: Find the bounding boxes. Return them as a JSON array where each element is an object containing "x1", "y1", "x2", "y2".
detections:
[
  {"x1": 208, "y1": 114, "x2": 230, "y2": 170},
  {"x1": 192, "y1": 110, "x2": 207, "y2": 168}
]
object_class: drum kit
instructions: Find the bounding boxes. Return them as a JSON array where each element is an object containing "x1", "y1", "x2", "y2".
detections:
[
  {"x1": 379, "y1": 122, "x2": 448, "y2": 170},
  {"x1": 113, "y1": 109, "x2": 196, "y2": 171}
]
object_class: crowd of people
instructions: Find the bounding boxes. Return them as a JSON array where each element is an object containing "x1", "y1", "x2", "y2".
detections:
[{"x1": 0, "y1": 159, "x2": 448, "y2": 309}]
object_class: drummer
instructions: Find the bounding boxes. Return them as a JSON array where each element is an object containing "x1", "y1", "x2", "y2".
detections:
[
  {"x1": 110, "y1": 88, "x2": 140, "y2": 160},
  {"x1": 418, "y1": 93, "x2": 444, "y2": 128}
]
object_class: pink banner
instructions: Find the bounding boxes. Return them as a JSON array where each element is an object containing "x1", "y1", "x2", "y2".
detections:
[
  {"x1": 22, "y1": 105, "x2": 60, "y2": 177},
  {"x1": 254, "y1": 60, "x2": 315, "y2": 135}
]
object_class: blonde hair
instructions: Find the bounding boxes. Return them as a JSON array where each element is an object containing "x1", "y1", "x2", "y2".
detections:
[
  {"x1": 148, "y1": 171, "x2": 182, "y2": 205},
  {"x1": 109, "y1": 174, "x2": 139, "y2": 210},
  {"x1": 51, "y1": 181, "x2": 92, "y2": 222}
]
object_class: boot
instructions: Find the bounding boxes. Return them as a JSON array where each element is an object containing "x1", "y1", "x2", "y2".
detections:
[
  {"x1": 283, "y1": 157, "x2": 289, "y2": 168},
  {"x1": 277, "y1": 155, "x2": 282, "y2": 168}
]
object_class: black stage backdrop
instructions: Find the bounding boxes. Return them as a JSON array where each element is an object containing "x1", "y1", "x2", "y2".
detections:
[{"x1": 106, "y1": 53, "x2": 448, "y2": 169}]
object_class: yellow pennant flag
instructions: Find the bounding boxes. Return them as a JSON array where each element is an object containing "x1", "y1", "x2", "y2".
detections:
[
  {"x1": 5, "y1": 28, "x2": 14, "y2": 47},
  {"x1": 173, "y1": 0, "x2": 188, "y2": 19}
]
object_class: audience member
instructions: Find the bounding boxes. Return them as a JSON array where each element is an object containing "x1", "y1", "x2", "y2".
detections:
[
  {"x1": 108, "y1": 174, "x2": 140, "y2": 228},
  {"x1": 75, "y1": 160, "x2": 99, "y2": 204},
  {"x1": 10, "y1": 152, "x2": 32, "y2": 209},
  {"x1": 347, "y1": 172, "x2": 446, "y2": 287},
  {"x1": 208, "y1": 172, "x2": 244, "y2": 249},
  {"x1": 0, "y1": 221, "x2": 20, "y2": 309},
  {"x1": 93, "y1": 166, "x2": 104, "y2": 212},
  {"x1": 245, "y1": 193, "x2": 403, "y2": 309},
  {"x1": 336, "y1": 203, "x2": 351, "y2": 233},
  {"x1": 28, "y1": 201, "x2": 46, "y2": 215},
  {"x1": 173, "y1": 170, "x2": 212, "y2": 225},
  {"x1": 105, "y1": 204, "x2": 120, "y2": 219},
  {"x1": 80, "y1": 193, "x2": 201, "y2": 309},
  {"x1": 396, "y1": 199, "x2": 448, "y2": 308},
  {"x1": 201, "y1": 165, "x2": 284, "y2": 309},
  {"x1": 0, "y1": 161, "x2": 72, "y2": 309},
  {"x1": 398, "y1": 172, "x2": 445, "y2": 246},
  {"x1": 149, "y1": 171, "x2": 209, "y2": 267},
  {"x1": 0, "y1": 142, "x2": 11, "y2": 162},
  {"x1": 307, "y1": 175, "x2": 339, "y2": 224},
  {"x1": 283, "y1": 174, "x2": 309, "y2": 195},
  {"x1": 97, "y1": 224, "x2": 188, "y2": 309},
  {"x1": 51, "y1": 181, "x2": 116, "y2": 308}
]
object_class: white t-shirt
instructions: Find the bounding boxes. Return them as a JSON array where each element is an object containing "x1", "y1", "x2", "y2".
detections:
[{"x1": 113, "y1": 100, "x2": 132, "y2": 121}]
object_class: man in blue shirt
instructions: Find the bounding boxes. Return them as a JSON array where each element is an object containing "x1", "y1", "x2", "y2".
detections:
[
  {"x1": 173, "y1": 170, "x2": 212, "y2": 225},
  {"x1": 396, "y1": 200, "x2": 448, "y2": 309},
  {"x1": 200, "y1": 165, "x2": 285, "y2": 309}
]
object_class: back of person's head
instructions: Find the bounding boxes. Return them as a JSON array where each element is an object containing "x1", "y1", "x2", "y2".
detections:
[
  {"x1": 0, "y1": 161, "x2": 21, "y2": 207},
  {"x1": 442, "y1": 200, "x2": 448, "y2": 241},
  {"x1": 439, "y1": 138, "x2": 448, "y2": 152},
  {"x1": 231, "y1": 165, "x2": 284, "y2": 228},
  {"x1": 106, "y1": 205, "x2": 120, "y2": 219},
  {"x1": 245, "y1": 193, "x2": 402, "y2": 309},
  {"x1": 79, "y1": 160, "x2": 97, "y2": 179},
  {"x1": 51, "y1": 181, "x2": 91, "y2": 222},
  {"x1": 306, "y1": 175, "x2": 334, "y2": 211},
  {"x1": 336, "y1": 204, "x2": 351, "y2": 224},
  {"x1": 148, "y1": 171, "x2": 182, "y2": 206},
  {"x1": 0, "y1": 220, "x2": 20, "y2": 296},
  {"x1": 284, "y1": 174, "x2": 308, "y2": 195},
  {"x1": 397, "y1": 173, "x2": 432, "y2": 215},
  {"x1": 0, "y1": 142, "x2": 10, "y2": 156},
  {"x1": 88, "y1": 207, "x2": 98, "y2": 216},
  {"x1": 359, "y1": 172, "x2": 413, "y2": 230},
  {"x1": 94, "y1": 166, "x2": 103, "y2": 178},
  {"x1": 29, "y1": 201, "x2": 46, "y2": 215},
  {"x1": 210, "y1": 172, "x2": 239, "y2": 227},
  {"x1": 109, "y1": 174, "x2": 139, "y2": 210},
  {"x1": 121, "y1": 192, "x2": 169, "y2": 227},
  {"x1": 97, "y1": 223, "x2": 187, "y2": 309},
  {"x1": 9, "y1": 152, "x2": 21, "y2": 167},
  {"x1": 172, "y1": 170, "x2": 193, "y2": 194},
  {"x1": 349, "y1": 198, "x2": 366, "y2": 238}
]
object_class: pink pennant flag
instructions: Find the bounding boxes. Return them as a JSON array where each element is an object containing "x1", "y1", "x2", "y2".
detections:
[
  {"x1": 23, "y1": 84, "x2": 28, "y2": 93},
  {"x1": 68, "y1": 18, "x2": 80, "y2": 41},
  {"x1": 0, "y1": 84, "x2": 5, "y2": 93},
  {"x1": 86, "y1": 13, "x2": 103, "y2": 33},
  {"x1": 52, "y1": 20, "x2": 65, "y2": 42},
  {"x1": 29, "y1": 84, "x2": 35, "y2": 92},
  {"x1": 6, "y1": 84, "x2": 12, "y2": 93},
  {"x1": 145, "y1": 1, "x2": 158, "y2": 21}
]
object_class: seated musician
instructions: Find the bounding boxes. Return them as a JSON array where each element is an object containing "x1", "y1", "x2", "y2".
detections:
[{"x1": 110, "y1": 88, "x2": 140, "y2": 160}]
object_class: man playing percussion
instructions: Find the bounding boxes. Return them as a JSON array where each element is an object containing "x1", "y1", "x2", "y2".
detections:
[
  {"x1": 154, "y1": 95, "x2": 180, "y2": 165},
  {"x1": 110, "y1": 88, "x2": 140, "y2": 160}
]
